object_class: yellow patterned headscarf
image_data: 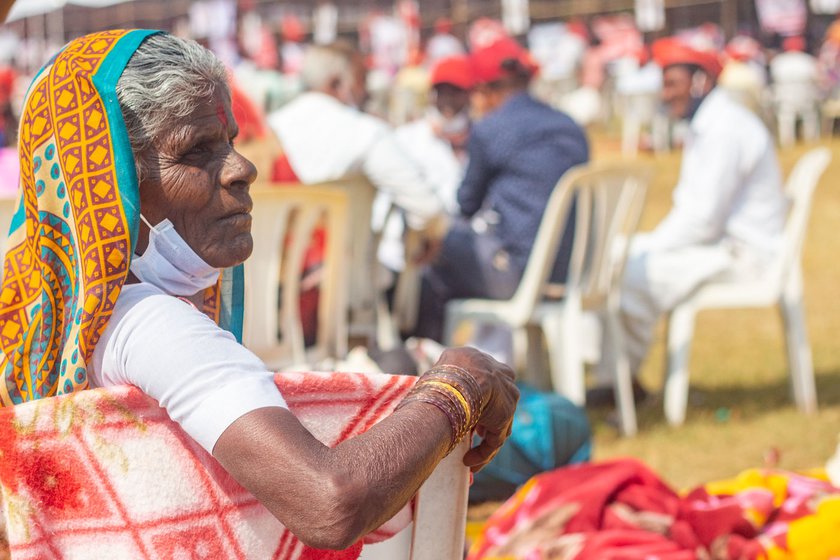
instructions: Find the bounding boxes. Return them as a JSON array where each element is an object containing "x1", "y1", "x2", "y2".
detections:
[{"x1": 0, "y1": 30, "x2": 244, "y2": 407}]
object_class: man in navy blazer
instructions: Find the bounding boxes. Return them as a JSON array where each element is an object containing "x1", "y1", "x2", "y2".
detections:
[{"x1": 414, "y1": 38, "x2": 590, "y2": 343}]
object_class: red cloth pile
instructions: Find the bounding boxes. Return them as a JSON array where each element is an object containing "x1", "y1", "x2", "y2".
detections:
[{"x1": 468, "y1": 458, "x2": 840, "y2": 559}]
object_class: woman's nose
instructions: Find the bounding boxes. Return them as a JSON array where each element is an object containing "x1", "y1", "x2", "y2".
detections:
[{"x1": 222, "y1": 149, "x2": 258, "y2": 189}]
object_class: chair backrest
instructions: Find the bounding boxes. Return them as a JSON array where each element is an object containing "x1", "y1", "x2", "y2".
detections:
[
  {"x1": 508, "y1": 161, "x2": 651, "y2": 323},
  {"x1": 243, "y1": 184, "x2": 351, "y2": 368},
  {"x1": 772, "y1": 147, "x2": 831, "y2": 292},
  {"x1": 343, "y1": 179, "x2": 383, "y2": 342}
]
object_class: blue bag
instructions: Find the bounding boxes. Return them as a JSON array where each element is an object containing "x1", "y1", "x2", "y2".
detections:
[{"x1": 470, "y1": 383, "x2": 592, "y2": 503}]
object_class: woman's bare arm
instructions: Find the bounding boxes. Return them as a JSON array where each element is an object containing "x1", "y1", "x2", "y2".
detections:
[
  {"x1": 212, "y1": 347, "x2": 517, "y2": 550},
  {"x1": 214, "y1": 401, "x2": 450, "y2": 550}
]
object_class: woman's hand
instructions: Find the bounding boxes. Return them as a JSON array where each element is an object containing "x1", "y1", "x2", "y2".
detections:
[{"x1": 433, "y1": 347, "x2": 519, "y2": 472}]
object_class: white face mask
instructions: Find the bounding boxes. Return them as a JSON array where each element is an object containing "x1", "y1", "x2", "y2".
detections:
[
  {"x1": 130, "y1": 215, "x2": 220, "y2": 296},
  {"x1": 427, "y1": 106, "x2": 470, "y2": 137}
]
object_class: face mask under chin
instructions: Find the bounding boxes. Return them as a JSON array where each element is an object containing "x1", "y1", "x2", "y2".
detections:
[{"x1": 129, "y1": 214, "x2": 220, "y2": 296}]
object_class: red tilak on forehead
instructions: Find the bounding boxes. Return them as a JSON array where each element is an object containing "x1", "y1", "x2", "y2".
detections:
[{"x1": 216, "y1": 103, "x2": 228, "y2": 127}]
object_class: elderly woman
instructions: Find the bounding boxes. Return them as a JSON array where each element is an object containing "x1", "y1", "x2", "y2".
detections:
[{"x1": 0, "y1": 30, "x2": 518, "y2": 550}]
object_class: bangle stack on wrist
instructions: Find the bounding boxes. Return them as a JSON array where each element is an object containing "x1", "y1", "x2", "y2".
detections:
[{"x1": 396, "y1": 364, "x2": 485, "y2": 453}]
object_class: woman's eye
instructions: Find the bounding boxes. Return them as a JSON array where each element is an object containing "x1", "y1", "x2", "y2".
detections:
[{"x1": 185, "y1": 143, "x2": 215, "y2": 157}]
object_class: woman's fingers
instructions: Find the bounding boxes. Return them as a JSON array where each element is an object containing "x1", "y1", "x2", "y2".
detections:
[
  {"x1": 463, "y1": 427, "x2": 507, "y2": 471},
  {"x1": 428, "y1": 346, "x2": 520, "y2": 471}
]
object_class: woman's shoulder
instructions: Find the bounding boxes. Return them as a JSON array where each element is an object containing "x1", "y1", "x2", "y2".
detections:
[{"x1": 93, "y1": 283, "x2": 237, "y2": 387}]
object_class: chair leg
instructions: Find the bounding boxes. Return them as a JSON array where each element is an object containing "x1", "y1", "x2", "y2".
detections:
[
  {"x1": 522, "y1": 324, "x2": 550, "y2": 390},
  {"x1": 779, "y1": 295, "x2": 817, "y2": 415},
  {"x1": 542, "y1": 304, "x2": 586, "y2": 406},
  {"x1": 622, "y1": 117, "x2": 640, "y2": 158},
  {"x1": 778, "y1": 110, "x2": 795, "y2": 147},
  {"x1": 604, "y1": 309, "x2": 638, "y2": 436},
  {"x1": 652, "y1": 114, "x2": 670, "y2": 154},
  {"x1": 802, "y1": 108, "x2": 820, "y2": 143},
  {"x1": 664, "y1": 304, "x2": 697, "y2": 426}
]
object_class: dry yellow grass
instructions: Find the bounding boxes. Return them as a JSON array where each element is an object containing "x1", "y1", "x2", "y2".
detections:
[{"x1": 589, "y1": 135, "x2": 840, "y2": 489}]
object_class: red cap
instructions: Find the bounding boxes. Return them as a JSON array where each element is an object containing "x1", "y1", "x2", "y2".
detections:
[
  {"x1": 470, "y1": 38, "x2": 539, "y2": 84},
  {"x1": 783, "y1": 35, "x2": 806, "y2": 52},
  {"x1": 281, "y1": 15, "x2": 305, "y2": 43},
  {"x1": 430, "y1": 55, "x2": 475, "y2": 90},
  {"x1": 652, "y1": 37, "x2": 723, "y2": 79},
  {"x1": 434, "y1": 17, "x2": 453, "y2": 35}
]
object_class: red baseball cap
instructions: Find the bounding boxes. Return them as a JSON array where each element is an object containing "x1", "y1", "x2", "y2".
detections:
[
  {"x1": 470, "y1": 38, "x2": 539, "y2": 85},
  {"x1": 430, "y1": 55, "x2": 475, "y2": 90},
  {"x1": 652, "y1": 37, "x2": 723, "y2": 79}
]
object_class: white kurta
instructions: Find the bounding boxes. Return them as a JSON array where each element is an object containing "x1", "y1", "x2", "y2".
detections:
[
  {"x1": 377, "y1": 117, "x2": 465, "y2": 271},
  {"x1": 267, "y1": 92, "x2": 444, "y2": 230},
  {"x1": 619, "y1": 89, "x2": 788, "y2": 374}
]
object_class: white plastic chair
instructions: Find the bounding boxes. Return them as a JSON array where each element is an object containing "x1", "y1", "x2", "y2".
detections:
[
  {"x1": 663, "y1": 147, "x2": 831, "y2": 426},
  {"x1": 245, "y1": 177, "x2": 396, "y2": 367},
  {"x1": 618, "y1": 91, "x2": 670, "y2": 157},
  {"x1": 444, "y1": 162, "x2": 651, "y2": 436},
  {"x1": 360, "y1": 439, "x2": 470, "y2": 560},
  {"x1": 243, "y1": 185, "x2": 351, "y2": 368}
]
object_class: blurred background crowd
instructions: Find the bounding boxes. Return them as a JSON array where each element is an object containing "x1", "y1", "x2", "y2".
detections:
[{"x1": 1, "y1": 0, "x2": 840, "y2": 160}]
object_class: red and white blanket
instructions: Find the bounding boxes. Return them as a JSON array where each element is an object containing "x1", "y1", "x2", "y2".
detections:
[{"x1": 0, "y1": 371, "x2": 416, "y2": 560}]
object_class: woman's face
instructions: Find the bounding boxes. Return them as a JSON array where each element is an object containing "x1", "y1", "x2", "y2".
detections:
[{"x1": 136, "y1": 89, "x2": 257, "y2": 269}]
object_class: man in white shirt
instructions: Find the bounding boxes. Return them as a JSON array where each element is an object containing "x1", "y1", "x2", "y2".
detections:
[
  {"x1": 267, "y1": 42, "x2": 446, "y2": 236},
  {"x1": 613, "y1": 37, "x2": 788, "y2": 395},
  {"x1": 377, "y1": 56, "x2": 474, "y2": 272},
  {"x1": 395, "y1": 55, "x2": 473, "y2": 213}
]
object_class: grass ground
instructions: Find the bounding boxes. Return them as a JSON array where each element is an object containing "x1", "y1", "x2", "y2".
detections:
[{"x1": 586, "y1": 133, "x2": 840, "y2": 490}]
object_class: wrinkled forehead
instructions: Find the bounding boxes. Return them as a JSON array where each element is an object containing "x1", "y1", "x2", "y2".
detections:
[{"x1": 151, "y1": 89, "x2": 236, "y2": 149}]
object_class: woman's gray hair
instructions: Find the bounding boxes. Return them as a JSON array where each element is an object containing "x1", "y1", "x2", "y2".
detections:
[{"x1": 116, "y1": 33, "x2": 229, "y2": 181}]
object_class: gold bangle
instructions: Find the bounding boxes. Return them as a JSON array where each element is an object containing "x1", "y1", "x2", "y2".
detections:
[{"x1": 422, "y1": 380, "x2": 471, "y2": 428}]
